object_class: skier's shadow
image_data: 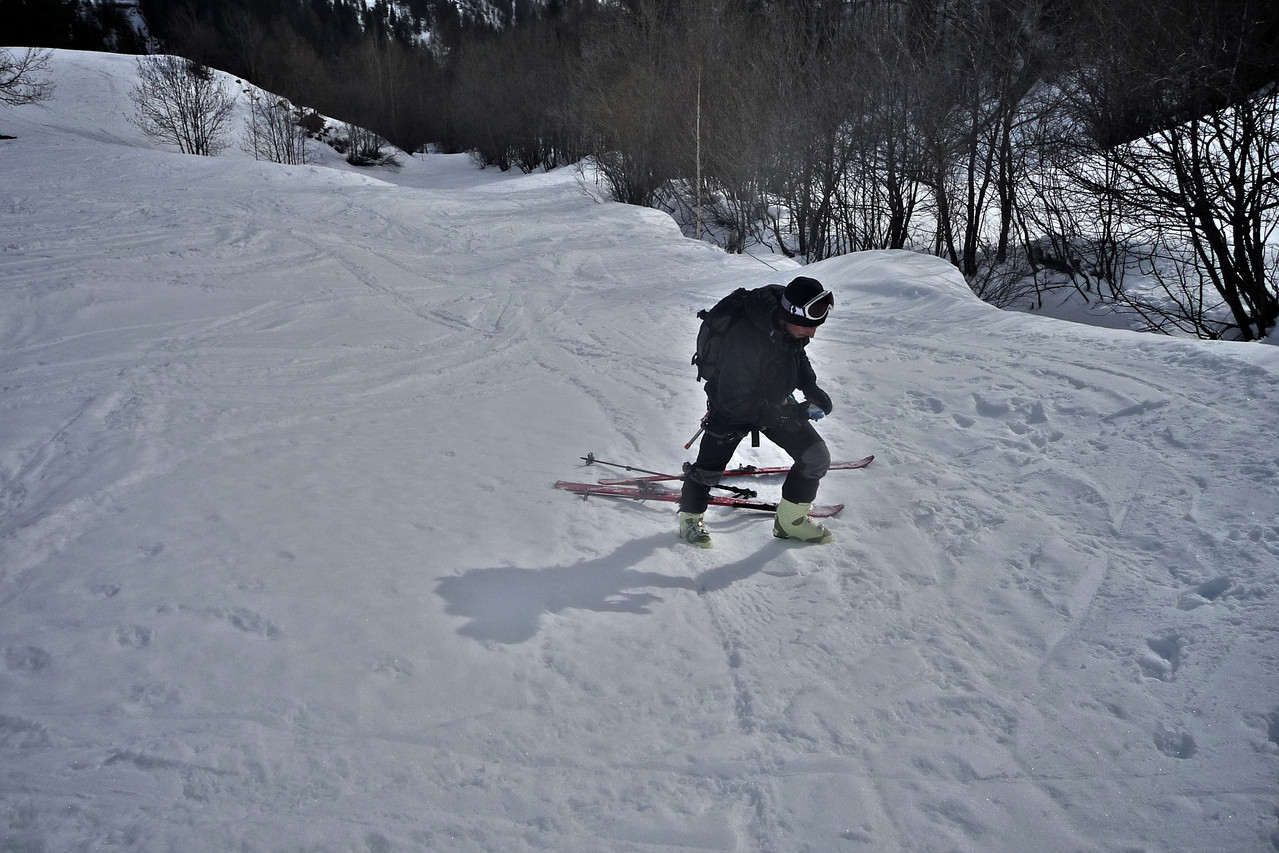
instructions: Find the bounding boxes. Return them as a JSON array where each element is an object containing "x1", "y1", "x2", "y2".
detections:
[{"x1": 435, "y1": 531, "x2": 779, "y2": 644}]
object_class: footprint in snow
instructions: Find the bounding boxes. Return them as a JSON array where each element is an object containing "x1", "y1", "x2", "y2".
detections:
[
  {"x1": 1154, "y1": 724, "x2": 1197, "y2": 759},
  {"x1": 115, "y1": 625, "x2": 153, "y2": 648},
  {"x1": 1177, "y1": 576, "x2": 1231, "y2": 610},
  {"x1": 5, "y1": 646, "x2": 52, "y2": 673},
  {"x1": 1138, "y1": 634, "x2": 1184, "y2": 682}
]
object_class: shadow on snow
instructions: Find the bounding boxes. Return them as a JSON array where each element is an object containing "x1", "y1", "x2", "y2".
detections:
[{"x1": 435, "y1": 531, "x2": 790, "y2": 643}]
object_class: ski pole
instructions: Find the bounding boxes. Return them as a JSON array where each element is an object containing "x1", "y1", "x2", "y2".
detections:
[
  {"x1": 580, "y1": 454, "x2": 756, "y2": 499},
  {"x1": 683, "y1": 415, "x2": 707, "y2": 450},
  {"x1": 581, "y1": 453, "x2": 669, "y2": 479}
]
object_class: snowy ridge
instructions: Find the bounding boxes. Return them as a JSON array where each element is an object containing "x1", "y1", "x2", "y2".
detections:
[{"x1": 2, "y1": 51, "x2": 1278, "y2": 852}]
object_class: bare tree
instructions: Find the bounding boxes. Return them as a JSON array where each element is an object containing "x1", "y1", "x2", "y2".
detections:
[
  {"x1": 128, "y1": 56, "x2": 237, "y2": 156},
  {"x1": 446, "y1": 24, "x2": 575, "y2": 172},
  {"x1": 1, "y1": 47, "x2": 56, "y2": 108},
  {"x1": 843, "y1": 9, "x2": 929, "y2": 253},
  {"x1": 342, "y1": 123, "x2": 398, "y2": 168},
  {"x1": 897, "y1": 0, "x2": 1047, "y2": 278},
  {"x1": 1060, "y1": 0, "x2": 1279, "y2": 339},
  {"x1": 1084, "y1": 94, "x2": 1279, "y2": 339},
  {"x1": 573, "y1": 6, "x2": 684, "y2": 205},
  {"x1": 241, "y1": 86, "x2": 310, "y2": 165},
  {"x1": 1012, "y1": 91, "x2": 1128, "y2": 309}
]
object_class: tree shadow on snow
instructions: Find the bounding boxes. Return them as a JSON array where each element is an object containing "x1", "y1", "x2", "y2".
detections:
[{"x1": 435, "y1": 531, "x2": 781, "y2": 644}]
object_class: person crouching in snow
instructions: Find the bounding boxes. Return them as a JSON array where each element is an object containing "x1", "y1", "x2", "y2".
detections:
[{"x1": 679, "y1": 276, "x2": 836, "y2": 548}]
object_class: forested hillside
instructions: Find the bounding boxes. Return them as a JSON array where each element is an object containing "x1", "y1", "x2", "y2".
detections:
[{"x1": 6, "y1": 0, "x2": 1277, "y2": 341}]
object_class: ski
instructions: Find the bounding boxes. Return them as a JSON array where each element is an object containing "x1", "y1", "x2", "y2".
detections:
[
  {"x1": 597, "y1": 454, "x2": 874, "y2": 485},
  {"x1": 553, "y1": 480, "x2": 844, "y2": 517}
]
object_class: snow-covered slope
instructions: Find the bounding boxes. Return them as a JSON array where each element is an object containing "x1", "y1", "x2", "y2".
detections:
[{"x1": 2, "y1": 51, "x2": 1277, "y2": 853}]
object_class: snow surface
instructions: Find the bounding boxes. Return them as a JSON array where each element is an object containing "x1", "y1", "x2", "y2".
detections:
[{"x1": 2, "y1": 51, "x2": 1278, "y2": 853}]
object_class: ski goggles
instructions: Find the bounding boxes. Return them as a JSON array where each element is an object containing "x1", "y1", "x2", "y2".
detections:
[{"x1": 781, "y1": 288, "x2": 834, "y2": 322}]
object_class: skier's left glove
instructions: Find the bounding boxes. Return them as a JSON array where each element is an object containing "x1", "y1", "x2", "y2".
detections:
[{"x1": 803, "y1": 386, "x2": 833, "y2": 417}]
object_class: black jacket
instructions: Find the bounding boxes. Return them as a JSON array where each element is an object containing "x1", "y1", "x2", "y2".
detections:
[{"x1": 706, "y1": 285, "x2": 820, "y2": 427}]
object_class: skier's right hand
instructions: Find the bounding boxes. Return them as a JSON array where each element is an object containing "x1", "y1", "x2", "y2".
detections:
[{"x1": 781, "y1": 398, "x2": 811, "y2": 422}]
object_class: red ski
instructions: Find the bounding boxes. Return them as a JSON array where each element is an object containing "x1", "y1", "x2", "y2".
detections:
[
  {"x1": 553, "y1": 480, "x2": 845, "y2": 517},
  {"x1": 597, "y1": 454, "x2": 874, "y2": 485}
]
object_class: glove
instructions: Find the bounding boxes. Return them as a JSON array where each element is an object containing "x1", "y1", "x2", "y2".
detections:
[
  {"x1": 804, "y1": 386, "x2": 833, "y2": 417},
  {"x1": 780, "y1": 396, "x2": 809, "y2": 422},
  {"x1": 789, "y1": 402, "x2": 815, "y2": 421}
]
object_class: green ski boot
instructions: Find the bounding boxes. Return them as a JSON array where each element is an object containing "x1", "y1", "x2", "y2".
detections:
[
  {"x1": 773, "y1": 498, "x2": 835, "y2": 543},
  {"x1": 678, "y1": 511, "x2": 713, "y2": 549}
]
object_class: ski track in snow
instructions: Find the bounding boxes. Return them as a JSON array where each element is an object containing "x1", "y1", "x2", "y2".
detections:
[{"x1": 2, "y1": 52, "x2": 1278, "y2": 853}]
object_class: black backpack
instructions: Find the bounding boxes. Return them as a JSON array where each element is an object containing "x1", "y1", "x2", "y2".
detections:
[{"x1": 691, "y1": 287, "x2": 750, "y2": 383}]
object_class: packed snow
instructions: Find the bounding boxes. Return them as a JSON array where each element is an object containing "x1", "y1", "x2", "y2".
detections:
[{"x1": 2, "y1": 51, "x2": 1278, "y2": 853}]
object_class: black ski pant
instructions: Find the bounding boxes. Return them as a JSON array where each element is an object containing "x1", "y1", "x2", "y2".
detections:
[{"x1": 679, "y1": 409, "x2": 830, "y2": 514}]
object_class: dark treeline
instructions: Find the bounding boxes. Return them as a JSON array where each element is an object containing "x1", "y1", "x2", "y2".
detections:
[
  {"x1": 2, "y1": 0, "x2": 608, "y2": 170},
  {"x1": 3, "y1": 0, "x2": 150, "y2": 53},
  {"x1": 133, "y1": 0, "x2": 452, "y2": 152},
  {"x1": 6, "y1": 0, "x2": 1277, "y2": 339},
  {"x1": 4, "y1": 0, "x2": 510, "y2": 150}
]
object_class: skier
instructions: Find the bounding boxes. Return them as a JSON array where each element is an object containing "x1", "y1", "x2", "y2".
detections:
[{"x1": 679, "y1": 275, "x2": 836, "y2": 548}]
